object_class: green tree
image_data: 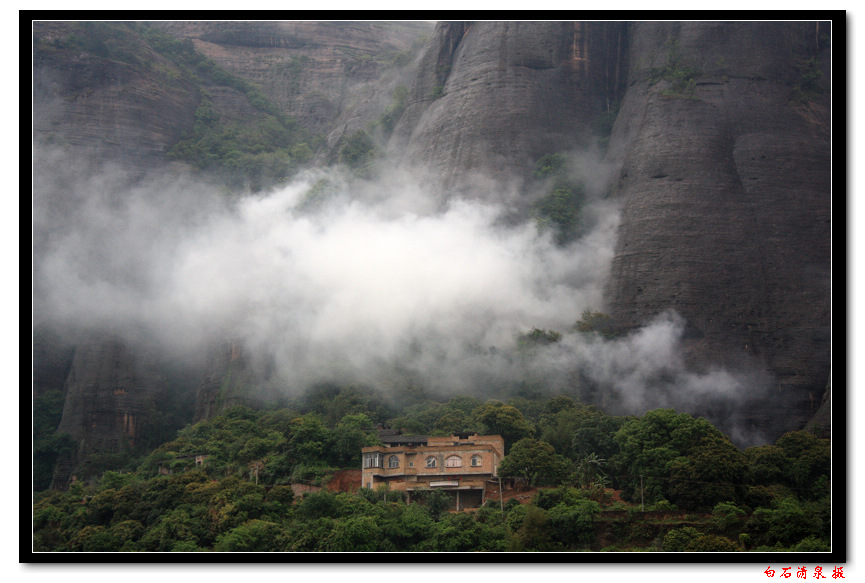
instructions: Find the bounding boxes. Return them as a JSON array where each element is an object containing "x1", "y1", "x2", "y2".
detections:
[
  {"x1": 497, "y1": 438, "x2": 572, "y2": 486},
  {"x1": 71, "y1": 525, "x2": 122, "y2": 552},
  {"x1": 378, "y1": 503, "x2": 434, "y2": 551},
  {"x1": 325, "y1": 515, "x2": 385, "y2": 552},
  {"x1": 286, "y1": 413, "x2": 334, "y2": 465},
  {"x1": 574, "y1": 310, "x2": 616, "y2": 338},
  {"x1": 513, "y1": 505, "x2": 553, "y2": 551},
  {"x1": 546, "y1": 499, "x2": 601, "y2": 548},
  {"x1": 611, "y1": 408, "x2": 728, "y2": 505},
  {"x1": 746, "y1": 498, "x2": 826, "y2": 548},
  {"x1": 684, "y1": 534, "x2": 740, "y2": 552},
  {"x1": 474, "y1": 402, "x2": 535, "y2": 453},
  {"x1": 539, "y1": 402, "x2": 625, "y2": 461},
  {"x1": 411, "y1": 488, "x2": 451, "y2": 521},
  {"x1": 744, "y1": 444, "x2": 790, "y2": 485},
  {"x1": 213, "y1": 519, "x2": 288, "y2": 552},
  {"x1": 662, "y1": 526, "x2": 702, "y2": 551},
  {"x1": 534, "y1": 153, "x2": 567, "y2": 179},
  {"x1": 424, "y1": 512, "x2": 507, "y2": 552},
  {"x1": 338, "y1": 129, "x2": 376, "y2": 171},
  {"x1": 533, "y1": 184, "x2": 584, "y2": 244},
  {"x1": 295, "y1": 490, "x2": 344, "y2": 521},
  {"x1": 711, "y1": 501, "x2": 747, "y2": 531},
  {"x1": 332, "y1": 413, "x2": 380, "y2": 466},
  {"x1": 140, "y1": 507, "x2": 208, "y2": 552},
  {"x1": 516, "y1": 327, "x2": 562, "y2": 348},
  {"x1": 666, "y1": 434, "x2": 748, "y2": 510}
]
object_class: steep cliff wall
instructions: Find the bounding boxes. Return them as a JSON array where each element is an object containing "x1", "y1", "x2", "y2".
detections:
[
  {"x1": 33, "y1": 22, "x2": 200, "y2": 169},
  {"x1": 397, "y1": 21, "x2": 831, "y2": 440},
  {"x1": 152, "y1": 21, "x2": 432, "y2": 151},
  {"x1": 603, "y1": 22, "x2": 831, "y2": 438},
  {"x1": 50, "y1": 333, "x2": 161, "y2": 486},
  {"x1": 393, "y1": 21, "x2": 627, "y2": 189},
  {"x1": 192, "y1": 341, "x2": 274, "y2": 422}
]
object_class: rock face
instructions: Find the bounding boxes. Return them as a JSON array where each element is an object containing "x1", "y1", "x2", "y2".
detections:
[
  {"x1": 393, "y1": 21, "x2": 628, "y2": 189},
  {"x1": 603, "y1": 22, "x2": 831, "y2": 439},
  {"x1": 396, "y1": 21, "x2": 831, "y2": 440},
  {"x1": 32, "y1": 22, "x2": 200, "y2": 169},
  {"x1": 192, "y1": 341, "x2": 271, "y2": 423},
  {"x1": 50, "y1": 333, "x2": 164, "y2": 487},
  {"x1": 151, "y1": 21, "x2": 432, "y2": 150}
]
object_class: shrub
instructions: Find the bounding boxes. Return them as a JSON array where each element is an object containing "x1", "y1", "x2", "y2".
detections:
[
  {"x1": 338, "y1": 129, "x2": 376, "y2": 170},
  {"x1": 684, "y1": 534, "x2": 740, "y2": 552},
  {"x1": 711, "y1": 501, "x2": 746, "y2": 531},
  {"x1": 662, "y1": 526, "x2": 702, "y2": 551}
]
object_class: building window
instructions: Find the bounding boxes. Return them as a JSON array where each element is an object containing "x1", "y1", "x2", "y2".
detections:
[
  {"x1": 388, "y1": 455, "x2": 399, "y2": 468},
  {"x1": 445, "y1": 455, "x2": 462, "y2": 468},
  {"x1": 426, "y1": 456, "x2": 437, "y2": 468},
  {"x1": 363, "y1": 453, "x2": 383, "y2": 469},
  {"x1": 471, "y1": 454, "x2": 482, "y2": 467}
]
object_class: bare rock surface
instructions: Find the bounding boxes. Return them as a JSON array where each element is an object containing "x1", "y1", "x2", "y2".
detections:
[
  {"x1": 604, "y1": 22, "x2": 831, "y2": 439},
  {"x1": 393, "y1": 21, "x2": 628, "y2": 189}
]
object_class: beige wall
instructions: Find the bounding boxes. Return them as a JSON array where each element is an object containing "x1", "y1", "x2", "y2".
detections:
[{"x1": 361, "y1": 434, "x2": 504, "y2": 490}]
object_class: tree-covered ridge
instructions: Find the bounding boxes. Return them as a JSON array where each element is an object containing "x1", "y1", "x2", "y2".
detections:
[{"x1": 33, "y1": 386, "x2": 831, "y2": 552}]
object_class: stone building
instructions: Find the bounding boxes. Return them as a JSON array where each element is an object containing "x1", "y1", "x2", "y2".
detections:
[{"x1": 361, "y1": 433, "x2": 505, "y2": 510}]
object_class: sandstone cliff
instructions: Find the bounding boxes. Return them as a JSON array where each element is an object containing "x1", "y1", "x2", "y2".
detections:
[
  {"x1": 395, "y1": 21, "x2": 831, "y2": 439},
  {"x1": 603, "y1": 22, "x2": 831, "y2": 439},
  {"x1": 50, "y1": 333, "x2": 161, "y2": 486},
  {"x1": 33, "y1": 22, "x2": 200, "y2": 169},
  {"x1": 393, "y1": 21, "x2": 628, "y2": 189},
  {"x1": 150, "y1": 21, "x2": 432, "y2": 152}
]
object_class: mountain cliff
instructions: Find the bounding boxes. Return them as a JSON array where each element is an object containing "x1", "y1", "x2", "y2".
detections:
[
  {"x1": 603, "y1": 22, "x2": 831, "y2": 440},
  {"x1": 392, "y1": 21, "x2": 627, "y2": 188},
  {"x1": 31, "y1": 20, "x2": 833, "y2": 488},
  {"x1": 393, "y1": 21, "x2": 831, "y2": 441}
]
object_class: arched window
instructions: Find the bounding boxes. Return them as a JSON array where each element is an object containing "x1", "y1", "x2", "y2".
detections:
[
  {"x1": 426, "y1": 456, "x2": 437, "y2": 468},
  {"x1": 388, "y1": 455, "x2": 399, "y2": 468},
  {"x1": 471, "y1": 454, "x2": 482, "y2": 467},
  {"x1": 445, "y1": 455, "x2": 462, "y2": 468}
]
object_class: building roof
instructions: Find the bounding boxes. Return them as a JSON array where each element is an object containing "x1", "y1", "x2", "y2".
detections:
[{"x1": 379, "y1": 434, "x2": 429, "y2": 446}]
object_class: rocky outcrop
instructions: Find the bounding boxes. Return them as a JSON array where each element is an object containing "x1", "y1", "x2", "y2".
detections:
[
  {"x1": 397, "y1": 21, "x2": 831, "y2": 441},
  {"x1": 603, "y1": 22, "x2": 831, "y2": 439},
  {"x1": 50, "y1": 333, "x2": 165, "y2": 487},
  {"x1": 392, "y1": 21, "x2": 628, "y2": 189},
  {"x1": 151, "y1": 21, "x2": 432, "y2": 149},
  {"x1": 33, "y1": 22, "x2": 200, "y2": 169},
  {"x1": 193, "y1": 341, "x2": 260, "y2": 422}
]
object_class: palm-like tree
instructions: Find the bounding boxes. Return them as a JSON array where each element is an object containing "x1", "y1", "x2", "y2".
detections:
[{"x1": 248, "y1": 459, "x2": 265, "y2": 485}]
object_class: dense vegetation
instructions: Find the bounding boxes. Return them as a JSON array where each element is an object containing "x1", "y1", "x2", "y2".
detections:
[
  {"x1": 32, "y1": 383, "x2": 831, "y2": 552},
  {"x1": 35, "y1": 22, "x2": 315, "y2": 191},
  {"x1": 531, "y1": 153, "x2": 587, "y2": 245}
]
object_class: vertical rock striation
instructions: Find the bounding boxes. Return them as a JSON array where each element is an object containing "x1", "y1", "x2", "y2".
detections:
[
  {"x1": 393, "y1": 21, "x2": 628, "y2": 190},
  {"x1": 50, "y1": 333, "x2": 165, "y2": 487},
  {"x1": 604, "y1": 22, "x2": 831, "y2": 439}
]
